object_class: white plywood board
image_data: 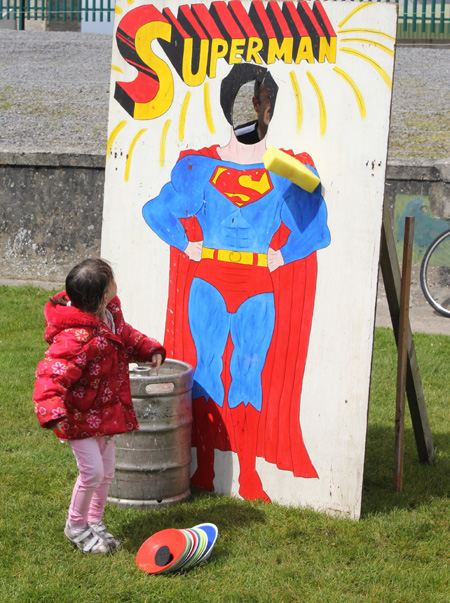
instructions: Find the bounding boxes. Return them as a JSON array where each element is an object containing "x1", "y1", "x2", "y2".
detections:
[{"x1": 102, "y1": 0, "x2": 398, "y2": 518}]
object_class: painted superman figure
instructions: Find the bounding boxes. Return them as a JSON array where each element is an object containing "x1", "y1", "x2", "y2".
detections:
[{"x1": 143, "y1": 66, "x2": 330, "y2": 502}]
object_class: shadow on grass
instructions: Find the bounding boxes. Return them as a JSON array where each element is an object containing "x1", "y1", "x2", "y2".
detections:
[
  {"x1": 361, "y1": 422, "x2": 450, "y2": 516},
  {"x1": 115, "y1": 491, "x2": 266, "y2": 552}
]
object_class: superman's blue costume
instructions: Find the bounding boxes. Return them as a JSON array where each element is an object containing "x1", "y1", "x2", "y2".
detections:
[{"x1": 143, "y1": 145, "x2": 330, "y2": 500}]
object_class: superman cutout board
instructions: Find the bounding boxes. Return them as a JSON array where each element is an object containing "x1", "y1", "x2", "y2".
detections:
[{"x1": 101, "y1": 0, "x2": 398, "y2": 518}]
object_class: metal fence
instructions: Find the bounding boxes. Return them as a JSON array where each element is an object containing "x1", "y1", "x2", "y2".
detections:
[
  {"x1": 0, "y1": 1, "x2": 113, "y2": 26},
  {"x1": 0, "y1": 0, "x2": 449, "y2": 40},
  {"x1": 397, "y1": 0, "x2": 450, "y2": 40}
]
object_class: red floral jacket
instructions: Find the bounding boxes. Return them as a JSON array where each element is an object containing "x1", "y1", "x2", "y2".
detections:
[{"x1": 33, "y1": 293, "x2": 166, "y2": 440}]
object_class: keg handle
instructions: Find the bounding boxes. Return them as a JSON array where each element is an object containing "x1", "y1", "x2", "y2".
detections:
[
  {"x1": 145, "y1": 382, "x2": 175, "y2": 394},
  {"x1": 130, "y1": 363, "x2": 177, "y2": 392}
]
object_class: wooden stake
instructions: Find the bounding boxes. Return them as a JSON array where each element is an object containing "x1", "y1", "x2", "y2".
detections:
[
  {"x1": 393, "y1": 217, "x2": 414, "y2": 492},
  {"x1": 379, "y1": 202, "x2": 434, "y2": 466}
]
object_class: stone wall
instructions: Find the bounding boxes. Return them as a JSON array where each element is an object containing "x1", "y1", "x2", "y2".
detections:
[
  {"x1": 384, "y1": 161, "x2": 450, "y2": 221},
  {"x1": 384, "y1": 160, "x2": 450, "y2": 264},
  {"x1": 1, "y1": 152, "x2": 449, "y2": 285},
  {"x1": 0, "y1": 152, "x2": 104, "y2": 285}
]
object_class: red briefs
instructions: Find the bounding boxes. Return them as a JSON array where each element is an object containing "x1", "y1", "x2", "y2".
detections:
[{"x1": 194, "y1": 258, "x2": 273, "y2": 314}]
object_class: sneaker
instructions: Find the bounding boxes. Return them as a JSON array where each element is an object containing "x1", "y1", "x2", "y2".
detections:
[
  {"x1": 89, "y1": 520, "x2": 121, "y2": 550},
  {"x1": 64, "y1": 521, "x2": 110, "y2": 554}
]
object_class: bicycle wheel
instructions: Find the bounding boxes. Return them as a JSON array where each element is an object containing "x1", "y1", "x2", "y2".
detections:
[{"x1": 420, "y1": 229, "x2": 450, "y2": 318}]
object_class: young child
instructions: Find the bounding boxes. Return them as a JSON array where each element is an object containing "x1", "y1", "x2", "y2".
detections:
[{"x1": 33, "y1": 258, "x2": 166, "y2": 554}]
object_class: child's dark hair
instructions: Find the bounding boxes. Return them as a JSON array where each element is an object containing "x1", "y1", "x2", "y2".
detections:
[{"x1": 51, "y1": 258, "x2": 114, "y2": 314}]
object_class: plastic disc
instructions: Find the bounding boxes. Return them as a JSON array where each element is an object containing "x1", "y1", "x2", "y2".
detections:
[
  {"x1": 177, "y1": 529, "x2": 200, "y2": 570},
  {"x1": 182, "y1": 527, "x2": 208, "y2": 569},
  {"x1": 136, "y1": 529, "x2": 188, "y2": 574},
  {"x1": 193, "y1": 523, "x2": 218, "y2": 562}
]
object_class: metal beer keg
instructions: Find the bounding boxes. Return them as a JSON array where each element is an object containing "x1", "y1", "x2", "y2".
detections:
[{"x1": 108, "y1": 359, "x2": 193, "y2": 508}]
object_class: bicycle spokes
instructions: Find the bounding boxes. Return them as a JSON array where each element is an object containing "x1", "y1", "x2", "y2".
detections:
[{"x1": 420, "y1": 229, "x2": 450, "y2": 318}]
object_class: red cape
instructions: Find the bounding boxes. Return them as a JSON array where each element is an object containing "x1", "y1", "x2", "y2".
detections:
[{"x1": 163, "y1": 145, "x2": 318, "y2": 479}]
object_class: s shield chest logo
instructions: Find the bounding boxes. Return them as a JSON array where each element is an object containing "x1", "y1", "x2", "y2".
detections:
[{"x1": 210, "y1": 166, "x2": 273, "y2": 207}]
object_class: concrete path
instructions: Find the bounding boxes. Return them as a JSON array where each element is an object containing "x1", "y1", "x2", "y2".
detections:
[{"x1": 376, "y1": 277, "x2": 450, "y2": 336}]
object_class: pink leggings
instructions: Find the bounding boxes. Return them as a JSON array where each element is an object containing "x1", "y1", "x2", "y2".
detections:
[{"x1": 68, "y1": 436, "x2": 116, "y2": 527}]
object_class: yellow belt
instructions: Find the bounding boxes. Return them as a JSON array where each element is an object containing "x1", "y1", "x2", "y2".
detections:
[{"x1": 202, "y1": 246, "x2": 268, "y2": 267}]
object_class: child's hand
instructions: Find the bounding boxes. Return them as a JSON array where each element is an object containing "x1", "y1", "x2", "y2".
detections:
[
  {"x1": 45, "y1": 418, "x2": 64, "y2": 431},
  {"x1": 148, "y1": 353, "x2": 164, "y2": 372}
]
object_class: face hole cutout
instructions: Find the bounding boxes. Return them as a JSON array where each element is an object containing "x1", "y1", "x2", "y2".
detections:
[
  {"x1": 232, "y1": 81, "x2": 257, "y2": 130},
  {"x1": 232, "y1": 80, "x2": 274, "y2": 144},
  {"x1": 220, "y1": 64, "x2": 278, "y2": 131}
]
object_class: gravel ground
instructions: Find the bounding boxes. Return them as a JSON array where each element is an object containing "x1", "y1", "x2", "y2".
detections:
[
  {"x1": 0, "y1": 31, "x2": 449, "y2": 162},
  {"x1": 0, "y1": 32, "x2": 112, "y2": 155}
]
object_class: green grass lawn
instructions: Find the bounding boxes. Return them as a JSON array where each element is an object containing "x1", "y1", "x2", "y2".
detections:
[{"x1": 0, "y1": 285, "x2": 449, "y2": 603}]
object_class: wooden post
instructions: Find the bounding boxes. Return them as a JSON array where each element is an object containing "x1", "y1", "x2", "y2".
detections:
[
  {"x1": 379, "y1": 202, "x2": 435, "y2": 465},
  {"x1": 393, "y1": 217, "x2": 414, "y2": 492}
]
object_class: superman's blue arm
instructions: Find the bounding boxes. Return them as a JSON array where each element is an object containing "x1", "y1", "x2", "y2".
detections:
[
  {"x1": 142, "y1": 156, "x2": 205, "y2": 252},
  {"x1": 278, "y1": 166, "x2": 331, "y2": 264}
]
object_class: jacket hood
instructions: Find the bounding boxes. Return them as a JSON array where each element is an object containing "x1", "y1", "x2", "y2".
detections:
[{"x1": 44, "y1": 291, "x2": 120, "y2": 344}]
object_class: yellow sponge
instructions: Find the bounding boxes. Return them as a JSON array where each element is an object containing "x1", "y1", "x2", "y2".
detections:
[{"x1": 263, "y1": 146, "x2": 321, "y2": 193}]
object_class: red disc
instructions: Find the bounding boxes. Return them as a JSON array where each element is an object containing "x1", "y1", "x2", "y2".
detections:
[{"x1": 136, "y1": 529, "x2": 188, "y2": 574}]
